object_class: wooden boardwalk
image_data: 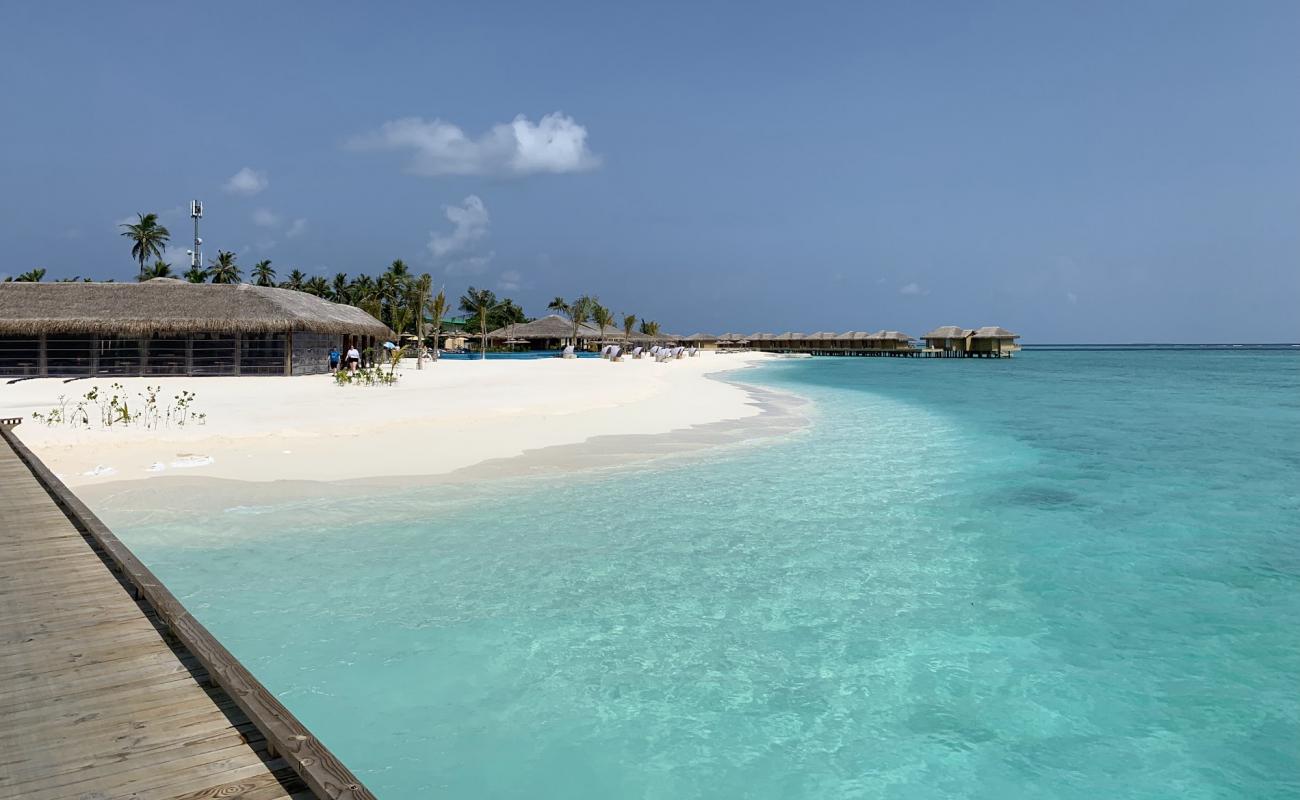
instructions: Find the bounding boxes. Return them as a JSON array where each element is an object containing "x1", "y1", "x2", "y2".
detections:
[{"x1": 0, "y1": 426, "x2": 374, "y2": 800}]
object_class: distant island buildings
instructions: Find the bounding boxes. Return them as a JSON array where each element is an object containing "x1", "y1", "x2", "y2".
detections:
[{"x1": 0, "y1": 278, "x2": 1021, "y2": 375}]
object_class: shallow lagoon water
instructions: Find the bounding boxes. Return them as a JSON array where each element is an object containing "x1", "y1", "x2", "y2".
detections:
[{"x1": 111, "y1": 352, "x2": 1300, "y2": 799}]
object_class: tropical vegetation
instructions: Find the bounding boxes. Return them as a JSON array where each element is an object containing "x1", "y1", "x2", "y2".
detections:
[
  {"x1": 208, "y1": 251, "x2": 242, "y2": 284},
  {"x1": 119, "y1": 213, "x2": 171, "y2": 281},
  {"x1": 29, "y1": 211, "x2": 662, "y2": 353}
]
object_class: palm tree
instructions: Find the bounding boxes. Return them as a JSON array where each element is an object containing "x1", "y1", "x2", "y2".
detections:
[
  {"x1": 409, "y1": 273, "x2": 434, "y2": 369},
  {"x1": 252, "y1": 260, "x2": 276, "y2": 287},
  {"x1": 568, "y1": 295, "x2": 594, "y2": 348},
  {"x1": 184, "y1": 265, "x2": 208, "y2": 283},
  {"x1": 281, "y1": 269, "x2": 307, "y2": 291},
  {"x1": 429, "y1": 288, "x2": 448, "y2": 362},
  {"x1": 12, "y1": 268, "x2": 46, "y2": 282},
  {"x1": 304, "y1": 276, "x2": 330, "y2": 297},
  {"x1": 639, "y1": 318, "x2": 661, "y2": 338},
  {"x1": 591, "y1": 303, "x2": 613, "y2": 344},
  {"x1": 208, "y1": 251, "x2": 242, "y2": 284},
  {"x1": 359, "y1": 294, "x2": 383, "y2": 326},
  {"x1": 548, "y1": 296, "x2": 569, "y2": 315},
  {"x1": 622, "y1": 313, "x2": 637, "y2": 340},
  {"x1": 459, "y1": 286, "x2": 499, "y2": 360},
  {"x1": 119, "y1": 213, "x2": 171, "y2": 281},
  {"x1": 138, "y1": 260, "x2": 173, "y2": 281},
  {"x1": 378, "y1": 262, "x2": 412, "y2": 331},
  {"x1": 349, "y1": 273, "x2": 376, "y2": 304},
  {"x1": 330, "y1": 272, "x2": 350, "y2": 303}
]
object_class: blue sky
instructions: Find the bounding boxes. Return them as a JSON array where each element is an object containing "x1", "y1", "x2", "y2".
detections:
[{"x1": 2, "y1": 1, "x2": 1298, "y2": 342}]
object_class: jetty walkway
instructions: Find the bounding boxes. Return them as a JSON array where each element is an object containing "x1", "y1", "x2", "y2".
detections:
[{"x1": 0, "y1": 424, "x2": 373, "y2": 799}]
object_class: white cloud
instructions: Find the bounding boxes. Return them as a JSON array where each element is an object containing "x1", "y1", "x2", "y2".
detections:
[
  {"x1": 286, "y1": 218, "x2": 308, "y2": 238},
  {"x1": 444, "y1": 253, "x2": 494, "y2": 276},
  {"x1": 350, "y1": 113, "x2": 601, "y2": 177},
  {"x1": 899, "y1": 282, "x2": 929, "y2": 296},
  {"x1": 428, "y1": 195, "x2": 489, "y2": 258},
  {"x1": 498, "y1": 270, "x2": 523, "y2": 291},
  {"x1": 224, "y1": 167, "x2": 268, "y2": 195},
  {"x1": 252, "y1": 208, "x2": 281, "y2": 227}
]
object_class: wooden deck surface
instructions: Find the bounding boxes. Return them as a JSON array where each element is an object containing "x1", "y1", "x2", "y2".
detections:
[{"x1": 0, "y1": 433, "x2": 316, "y2": 800}]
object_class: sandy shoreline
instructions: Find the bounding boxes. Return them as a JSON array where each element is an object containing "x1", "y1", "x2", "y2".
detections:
[{"x1": 2, "y1": 352, "x2": 783, "y2": 492}]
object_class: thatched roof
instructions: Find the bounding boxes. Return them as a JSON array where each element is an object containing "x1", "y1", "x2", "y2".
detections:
[
  {"x1": 773, "y1": 332, "x2": 805, "y2": 341},
  {"x1": 806, "y1": 331, "x2": 837, "y2": 341},
  {"x1": 865, "y1": 330, "x2": 914, "y2": 341},
  {"x1": 683, "y1": 332, "x2": 719, "y2": 342},
  {"x1": 972, "y1": 326, "x2": 1019, "y2": 339},
  {"x1": 922, "y1": 325, "x2": 972, "y2": 339},
  {"x1": 0, "y1": 279, "x2": 390, "y2": 337},
  {"x1": 747, "y1": 332, "x2": 772, "y2": 340},
  {"x1": 485, "y1": 314, "x2": 603, "y2": 340}
]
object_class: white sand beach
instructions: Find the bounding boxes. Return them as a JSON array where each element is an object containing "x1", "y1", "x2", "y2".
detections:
[{"x1": 1, "y1": 352, "x2": 774, "y2": 488}]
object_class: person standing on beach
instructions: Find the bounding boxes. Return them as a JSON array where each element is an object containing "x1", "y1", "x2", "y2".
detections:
[
  {"x1": 328, "y1": 345, "x2": 341, "y2": 372},
  {"x1": 346, "y1": 344, "x2": 361, "y2": 373}
]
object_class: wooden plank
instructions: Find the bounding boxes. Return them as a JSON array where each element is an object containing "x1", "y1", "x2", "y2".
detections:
[
  {"x1": 0, "y1": 426, "x2": 374, "y2": 800},
  {"x1": 18, "y1": 737, "x2": 275, "y2": 800}
]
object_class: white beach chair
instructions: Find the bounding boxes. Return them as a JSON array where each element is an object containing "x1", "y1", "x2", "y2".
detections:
[
  {"x1": 631, "y1": 347, "x2": 643, "y2": 359},
  {"x1": 674, "y1": 347, "x2": 685, "y2": 359},
  {"x1": 562, "y1": 345, "x2": 576, "y2": 359},
  {"x1": 610, "y1": 345, "x2": 622, "y2": 361}
]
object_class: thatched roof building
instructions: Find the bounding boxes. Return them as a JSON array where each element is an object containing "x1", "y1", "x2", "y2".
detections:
[
  {"x1": 0, "y1": 279, "x2": 389, "y2": 377},
  {"x1": 921, "y1": 325, "x2": 972, "y2": 340},
  {"x1": 967, "y1": 326, "x2": 1021, "y2": 357},
  {"x1": 971, "y1": 326, "x2": 1019, "y2": 339},
  {"x1": 486, "y1": 314, "x2": 586, "y2": 340},
  {"x1": 485, "y1": 314, "x2": 609, "y2": 348},
  {"x1": 0, "y1": 279, "x2": 389, "y2": 337}
]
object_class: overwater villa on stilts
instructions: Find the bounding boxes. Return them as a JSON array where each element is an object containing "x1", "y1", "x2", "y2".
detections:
[
  {"x1": 921, "y1": 326, "x2": 1022, "y2": 358},
  {"x1": 716, "y1": 326, "x2": 1021, "y2": 358}
]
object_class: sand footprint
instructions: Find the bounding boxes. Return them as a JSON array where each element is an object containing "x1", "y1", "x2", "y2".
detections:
[
  {"x1": 170, "y1": 454, "x2": 215, "y2": 469},
  {"x1": 82, "y1": 465, "x2": 117, "y2": 477}
]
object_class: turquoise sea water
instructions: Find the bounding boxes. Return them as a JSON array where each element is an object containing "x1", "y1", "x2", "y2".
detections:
[{"x1": 111, "y1": 352, "x2": 1300, "y2": 799}]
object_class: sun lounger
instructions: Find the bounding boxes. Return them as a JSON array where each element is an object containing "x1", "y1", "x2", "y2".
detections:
[
  {"x1": 631, "y1": 347, "x2": 643, "y2": 359},
  {"x1": 562, "y1": 345, "x2": 576, "y2": 359}
]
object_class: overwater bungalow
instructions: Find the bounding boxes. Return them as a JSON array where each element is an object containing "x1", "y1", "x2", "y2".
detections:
[
  {"x1": 921, "y1": 325, "x2": 974, "y2": 357},
  {"x1": 804, "y1": 332, "x2": 837, "y2": 354},
  {"x1": 0, "y1": 278, "x2": 390, "y2": 378},
  {"x1": 968, "y1": 326, "x2": 1021, "y2": 357},
  {"x1": 772, "y1": 332, "x2": 805, "y2": 352},
  {"x1": 864, "y1": 330, "x2": 918, "y2": 356}
]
